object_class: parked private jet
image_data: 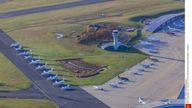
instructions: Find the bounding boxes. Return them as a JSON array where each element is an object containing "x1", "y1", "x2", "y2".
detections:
[
  {"x1": 117, "y1": 75, "x2": 129, "y2": 82},
  {"x1": 132, "y1": 72, "x2": 142, "y2": 76},
  {"x1": 148, "y1": 49, "x2": 158, "y2": 53},
  {"x1": 150, "y1": 63, "x2": 155, "y2": 66},
  {"x1": 108, "y1": 83, "x2": 119, "y2": 88},
  {"x1": 117, "y1": 80, "x2": 124, "y2": 84},
  {"x1": 61, "y1": 85, "x2": 73, "y2": 90},
  {"x1": 35, "y1": 63, "x2": 47, "y2": 70},
  {"x1": 41, "y1": 68, "x2": 53, "y2": 75},
  {"x1": 24, "y1": 55, "x2": 33, "y2": 60},
  {"x1": 168, "y1": 26, "x2": 183, "y2": 33},
  {"x1": 149, "y1": 57, "x2": 159, "y2": 62},
  {"x1": 55, "y1": 33, "x2": 64, "y2": 39},
  {"x1": 147, "y1": 37, "x2": 160, "y2": 42},
  {"x1": 47, "y1": 74, "x2": 58, "y2": 81},
  {"x1": 138, "y1": 68, "x2": 145, "y2": 72},
  {"x1": 138, "y1": 97, "x2": 146, "y2": 105},
  {"x1": 53, "y1": 79, "x2": 65, "y2": 86},
  {"x1": 18, "y1": 50, "x2": 32, "y2": 56},
  {"x1": 10, "y1": 42, "x2": 20, "y2": 48},
  {"x1": 93, "y1": 86, "x2": 105, "y2": 91},
  {"x1": 139, "y1": 40, "x2": 153, "y2": 46},
  {"x1": 173, "y1": 22, "x2": 184, "y2": 28},
  {"x1": 14, "y1": 45, "x2": 22, "y2": 51},
  {"x1": 29, "y1": 58, "x2": 40, "y2": 65},
  {"x1": 141, "y1": 64, "x2": 150, "y2": 68}
]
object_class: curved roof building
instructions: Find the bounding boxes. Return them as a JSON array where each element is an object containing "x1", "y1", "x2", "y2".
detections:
[{"x1": 147, "y1": 12, "x2": 184, "y2": 33}]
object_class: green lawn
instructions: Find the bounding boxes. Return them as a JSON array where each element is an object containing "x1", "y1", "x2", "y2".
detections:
[
  {"x1": 0, "y1": 53, "x2": 31, "y2": 91},
  {"x1": 69, "y1": 48, "x2": 148, "y2": 85},
  {"x1": 0, "y1": 0, "x2": 184, "y2": 85},
  {"x1": 0, "y1": 0, "x2": 79, "y2": 12},
  {"x1": 0, "y1": 99, "x2": 58, "y2": 108}
]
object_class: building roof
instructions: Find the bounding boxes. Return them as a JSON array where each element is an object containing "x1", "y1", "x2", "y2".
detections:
[{"x1": 147, "y1": 12, "x2": 184, "y2": 32}]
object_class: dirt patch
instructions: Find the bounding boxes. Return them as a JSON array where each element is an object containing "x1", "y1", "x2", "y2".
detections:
[
  {"x1": 59, "y1": 58, "x2": 106, "y2": 78},
  {"x1": 0, "y1": 83, "x2": 6, "y2": 86}
]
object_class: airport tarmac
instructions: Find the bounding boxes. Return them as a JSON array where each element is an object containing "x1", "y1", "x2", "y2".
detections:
[{"x1": 83, "y1": 32, "x2": 184, "y2": 108}]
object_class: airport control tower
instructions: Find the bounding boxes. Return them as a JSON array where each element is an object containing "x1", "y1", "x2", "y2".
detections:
[{"x1": 112, "y1": 30, "x2": 119, "y2": 50}]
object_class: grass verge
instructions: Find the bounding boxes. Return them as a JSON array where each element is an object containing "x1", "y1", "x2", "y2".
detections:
[
  {"x1": 0, "y1": 99, "x2": 58, "y2": 108},
  {"x1": 0, "y1": 53, "x2": 31, "y2": 91}
]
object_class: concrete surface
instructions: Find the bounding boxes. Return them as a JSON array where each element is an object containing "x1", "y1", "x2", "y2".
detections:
[{"x1": 83, "y1": 32, "x2": 184, "y2": 108}]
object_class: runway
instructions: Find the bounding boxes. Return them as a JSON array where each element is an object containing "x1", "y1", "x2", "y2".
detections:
[
  {"x1": 0, "y1": 29, "x2": 109, "y2": 108},
  {"x1": 0, "y1": 0, "x2": 111, "y2": 19}
]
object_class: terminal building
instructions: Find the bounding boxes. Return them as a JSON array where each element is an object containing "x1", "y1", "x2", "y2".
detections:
[{"x1": 147, "y1": 12, "x2": 184, "y2": 33}]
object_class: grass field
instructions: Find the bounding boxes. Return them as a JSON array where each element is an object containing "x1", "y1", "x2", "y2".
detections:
[
  {"x1": 0, "y1": 53, "x2": 31, "y2": 91},
  {"x1": 0, "y1": 0, "x2": 184, "y2": 85},
  {"x1": 0, "y1": 99, "x2": 57, "y2": 108},
  {"x1": 0, "y1": 0, "x2": 79, "y2": 12}
]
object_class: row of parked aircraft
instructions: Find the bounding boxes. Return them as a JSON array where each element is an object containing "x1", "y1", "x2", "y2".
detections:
[
  {"x1": 93, "y1": 61, "x2": 156, "y2": 91},
  {"x1": 93, "y1": 74, "x2": 147, "y2": 104},
  {"x1": 92, "y1": 60, "x2": 155, "y2": 105},
  {"x1": 167, "y1": 26, "x2": 184, "y2": 33},
  {"x1": 10, "y1": 42, "x2": 73, "y2": 91},
  {"x1": 93, "y1": 75, "x2": 130, "y2": 91}
]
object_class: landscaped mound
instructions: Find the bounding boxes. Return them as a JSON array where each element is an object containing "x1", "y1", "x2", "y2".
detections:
[
  {"x1": 78, "y1": 24, "x2": 130, "y2": 45},
  {"x1": 59, "y1": 58, "x2": 105, "y2": 78}
]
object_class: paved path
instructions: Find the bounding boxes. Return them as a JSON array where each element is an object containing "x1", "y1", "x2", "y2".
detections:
[
  {"x1": 0, "y1": 29, "x2": 109, "y2": 108},
  {"x1": 0, "y1": 0, "x2": 110, "y2": 19}
]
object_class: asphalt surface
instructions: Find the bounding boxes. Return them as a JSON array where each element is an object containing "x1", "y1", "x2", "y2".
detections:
[
  {"x1": 0, "y1": 0, "x2": 110, "y2": 19},
  {"x1": 0, "y1": 0, "x2": 9, "y2": 4},
  {"x1": 0, "y1": 29, "x2": 109, "y2": 108},
  {"x1": 0, "y1": 85, "x2": 45, "y2": 99}
]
